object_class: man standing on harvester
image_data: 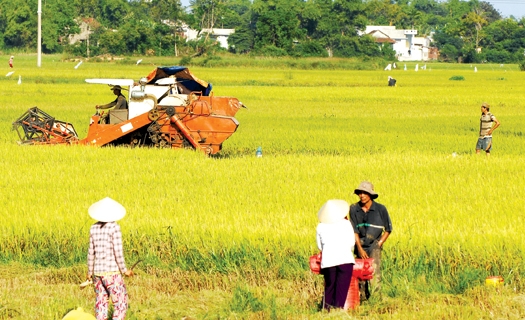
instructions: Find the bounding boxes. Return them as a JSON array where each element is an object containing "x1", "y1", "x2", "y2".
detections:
[
  {"x1": 349, "y1": 181, "x2": 392, "y2": 300},
  {"x1": 476, "y1": 102, "x2": 500, "y2": 156}
]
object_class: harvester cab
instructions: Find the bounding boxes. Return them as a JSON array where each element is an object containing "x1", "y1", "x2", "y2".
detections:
[{"x1": 13, "y1": 67, "x2": 245, "y2": 155}]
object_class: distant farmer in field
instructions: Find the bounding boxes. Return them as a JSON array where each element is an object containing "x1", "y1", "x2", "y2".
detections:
[
  {"x1": 349, "y1": 181, "x2": 392, "y2": 300},
  {"x1": 87, "y1": 197, "x2": 133, "y2": 320},
  {"x1": 476, "y1": 102, "x2": 500, "y2": 156},
  {"x1": 96, "y1": 85, "x2": 128, "y2": 124},
  {"x1": 387, "y1": 76, "x2": 396, "y2": 87},
  {"x1": 9, "y1": 56, "x2": 13, "y2": 68},
  {"x1": 316, "y1": 200, "x2": 355, "y2": 310}
]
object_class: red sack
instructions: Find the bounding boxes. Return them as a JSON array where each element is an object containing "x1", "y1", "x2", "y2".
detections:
[
  {"x1": 343, "y1": 258, "x2": 375, "y2": 310},
  {"x1": 353, "y1": 258, "x2": 375, "y2": 280},
  {"x1": 344, "y1": 276, "x2": 360, "y2": 310},
  {"x1": 309, "y1": 252, "x2": 322, "y2": 275}
]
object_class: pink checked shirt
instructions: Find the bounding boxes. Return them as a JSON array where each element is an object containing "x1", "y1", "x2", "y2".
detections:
[{"x1": 87, "y1": 222, "x2": 127, "y2": 275}]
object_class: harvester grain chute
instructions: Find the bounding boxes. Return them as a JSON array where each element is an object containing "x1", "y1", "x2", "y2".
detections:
[{"x1": 12, "y1": 66, "x2": 246, "y2": 155}]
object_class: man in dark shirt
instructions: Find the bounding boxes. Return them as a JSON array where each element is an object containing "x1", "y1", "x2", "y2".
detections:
[
  {"x1": 96, "y1": 85, "x2": 128, "y2": 124},
  {"x1": 349, "y1": 181, "x2": 392, "y2": 300}
]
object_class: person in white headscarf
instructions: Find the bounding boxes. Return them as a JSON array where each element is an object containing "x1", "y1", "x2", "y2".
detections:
[{"x1": 387, "y1": 76, "x2": 396, "y2": 87}]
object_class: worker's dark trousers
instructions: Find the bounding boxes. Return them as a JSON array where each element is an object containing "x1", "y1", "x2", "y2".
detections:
[
  {"x1": 357, "y1": 241, "x2": 382, "y2": 300},
  {"x1": 321, "y1": 263, "x2": 354, "y2": 310}
]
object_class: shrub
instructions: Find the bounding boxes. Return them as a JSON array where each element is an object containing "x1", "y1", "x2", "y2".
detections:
[
  {"x1": 292, "y1": 40, "x2": 329, "y2": 58},
  {"x1": 256, "y1": 45, "x2": 288, "y2": 57},
  {"x1": 449, "y1": 76, "x2": 465, "y2": 80},
  {"x1": 179, "y1": 56, "x2": 192, "y2": 66},
  {"x1": 483, "y1": 49, "x2": 511, "y2": 63},
  {"x1": 203, "y1": 55, "x2": 222, "y2": 66},
  {"x1": 439, "y1": 44, "x2": 460, "y2": 62}
]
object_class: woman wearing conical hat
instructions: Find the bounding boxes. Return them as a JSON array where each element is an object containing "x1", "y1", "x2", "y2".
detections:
[
  {"x1": 86, "y1": 197, "x2": 132, "y2": 320},
  {"x1": 316, "y1": 200, "x2": 355, "y2": 310}
]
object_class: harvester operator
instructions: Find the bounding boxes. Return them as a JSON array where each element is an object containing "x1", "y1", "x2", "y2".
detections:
[
  {"x1": 96, "y1": 85, "x2": 128, "y2": 124},
  {"x1": 349, "y1": 181, "x2": 392, "y2": 301}
]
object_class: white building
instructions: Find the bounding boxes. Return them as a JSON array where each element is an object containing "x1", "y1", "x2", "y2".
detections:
[
  {"x1": 201, "y1": 29, "x2": 235, "y2": 49},
  {"x1": 68, "y1": 18, "x2": 99, "y2": 45},
  {"x1": 180, "y1": 23, "x2": 235, "y2": 49},
  {"x1": 359, "y1": 26, "x2": 435, "y2": 61}
]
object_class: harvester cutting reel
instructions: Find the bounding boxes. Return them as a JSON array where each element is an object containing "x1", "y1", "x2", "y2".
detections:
[{"x1": 12, "y1": 107, "x2": 78, "y2": 145}]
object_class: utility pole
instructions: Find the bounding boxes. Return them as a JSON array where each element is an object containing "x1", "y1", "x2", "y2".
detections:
[
  {"x1": 37, "y1": 0, "x2": 42, "y2": 67},
  {"x1": 174, "y1": 27, "x2": 178, "y2": 57},
  {"x1": 87, "y1": 24, "x2": 90, "y2": 59}
]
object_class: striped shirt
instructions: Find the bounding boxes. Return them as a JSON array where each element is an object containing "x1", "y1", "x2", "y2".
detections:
[
  {"x1": 87, "y1": 222, "x2": 127, "y2": 275},
  {"x1": 480, "y1": 112, "x2": 496, "y2": 138}
]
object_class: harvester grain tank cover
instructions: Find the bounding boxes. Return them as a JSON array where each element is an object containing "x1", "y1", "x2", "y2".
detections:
[{"x1": 146, "y1": 66, "x2": 212, "y2": 96}]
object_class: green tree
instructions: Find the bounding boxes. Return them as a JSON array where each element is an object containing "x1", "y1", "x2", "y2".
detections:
[
  {"x1": 433, "y1": 30, "x2": 464, "y2": 62},
  {"x1": 404, "y1": 6, "x2": 423, "y2": 29},
  {"x1": 150, "y1": 0, "x2": 181, "y2": 22},
  {"x1": 74, "y1": 0, "x2": 103, "y2": 21},
  {"x1": 445, "y1": 0, "x2": 471, "y2": 20},
  {"x1": 98, "y1": 28, "x2": 126, "y2": 55},
  {"x1": 412, "y1": 0, "x2": 447, "y2": 16},
  {"x1": 101, "y1": 0, "x2": 129, "y2": 26},
  {"x1": 365, "y1": 0, "x2": 403, "y2": 26},
  {"x1": 220, "y1": 0, "x2": 252, "y2": 29},
  {"x1": 478, "y1": 1, "x2": 501, "y2": 23},
  {"x1": 190, "y1": 0, "x2": 225, "y2": 31},
  {"x1": 308, "y1": 0, "x2": 366, "y2": 57},
  {"x1": 482, "y1": 19, "x2": 518, "y2": 48},
  {"x1": 2, "y1": 0, "x2": 35, "y2": 48},
  {"x1": 42, "y1": 0, "x2": 80, "y2": 53},
  {"x1": 228, "y1": 23, "x2": 255, "y2": 53},
  {"x1": 457, "y1": 11, "x2": 487, "y2": 48},
  {"x1": 73, "y1": 0, "x2": 130, "y2": 26},
  {"x1": 252, "y1": 0, "x2": 304, "y2": 52}
]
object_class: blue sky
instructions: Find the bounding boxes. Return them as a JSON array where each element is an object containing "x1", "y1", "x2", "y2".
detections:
[
  {"x1": 180, "y1": 0, "x2": 525, "y2": 19},
  {"x1": 484, "y1": 0, "x2": 525, "y2": 18}
]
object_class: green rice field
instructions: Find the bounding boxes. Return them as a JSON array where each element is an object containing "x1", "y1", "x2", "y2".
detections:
[{"x1": 0, "y1": 55, "x2": 524, "y2": 319}]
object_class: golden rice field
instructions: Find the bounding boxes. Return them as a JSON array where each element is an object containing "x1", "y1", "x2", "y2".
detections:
[{"x1": 0, "y1": 55, "x2": 525, "y2": 319}]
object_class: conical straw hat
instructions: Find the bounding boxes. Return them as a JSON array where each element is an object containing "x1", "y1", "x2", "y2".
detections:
[
  {"x1": 88, "y1": 197, "x2": 126, "y2": 222},
  {"x1": 317, "y1": 200, "x2": 349, "y2": 224}
]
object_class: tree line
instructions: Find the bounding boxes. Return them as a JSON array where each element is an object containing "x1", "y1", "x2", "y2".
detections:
[{"x1": 1, "y1": 0, "x2": 524, "y2": 63}]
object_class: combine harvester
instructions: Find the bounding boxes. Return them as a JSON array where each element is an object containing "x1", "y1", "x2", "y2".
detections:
[{"x1": 13, "y1": 67, "x2": 246, "y2": 155}]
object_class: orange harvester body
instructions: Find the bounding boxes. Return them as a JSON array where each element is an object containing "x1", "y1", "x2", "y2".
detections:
[{"x1": 13, "y1": 67, "x2": 244, "y2": 155}]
